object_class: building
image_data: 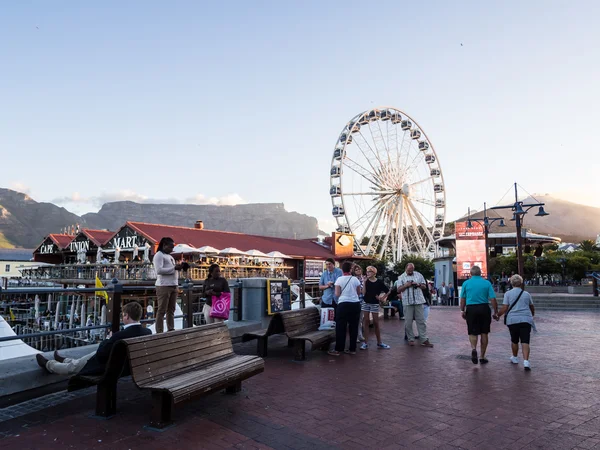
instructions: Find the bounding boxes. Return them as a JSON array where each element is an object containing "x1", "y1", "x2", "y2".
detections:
[{"x1": 0, "y1": 249, "x2": 36, "y2": 288}]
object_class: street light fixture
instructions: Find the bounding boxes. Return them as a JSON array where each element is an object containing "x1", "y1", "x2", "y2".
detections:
[{"x1": 490, "y1": 183, "x2": 550, "y2": 277}]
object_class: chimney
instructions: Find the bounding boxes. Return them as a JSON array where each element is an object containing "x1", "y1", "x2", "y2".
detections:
[{"x1": 194, "y1": 220, "x2": 204, "y2": 230}]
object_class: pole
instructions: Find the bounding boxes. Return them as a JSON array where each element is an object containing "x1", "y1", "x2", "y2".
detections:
[
  {"x1": 483, "y1": 203, "x2": 490, "y2": 280},
  {"x1": 107, "y1": 279, "x2": 122, "y2": 334},
  {"x1": 514, "y1": 183, "x2": 525, "y2": 277}
]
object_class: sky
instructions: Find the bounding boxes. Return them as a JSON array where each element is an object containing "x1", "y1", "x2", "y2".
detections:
[{"x1": 1, "y1": 1, "x2": 599, "y2": 233}]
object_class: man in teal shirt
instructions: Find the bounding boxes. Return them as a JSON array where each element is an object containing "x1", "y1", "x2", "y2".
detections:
[{"x1": 459, "y1": 266, "x2": 498, "y2": 365}]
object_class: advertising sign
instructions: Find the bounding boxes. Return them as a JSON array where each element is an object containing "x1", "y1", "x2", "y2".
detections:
[
  {"x1": 267, "y1": 279, "x2": 292, "y2": 315},
  {"x1": 455, "y1": 221, "x2": 487, "y2": 280},
  {"x1": 304, "y1": 260, "x2": 325, "y2": 281}
]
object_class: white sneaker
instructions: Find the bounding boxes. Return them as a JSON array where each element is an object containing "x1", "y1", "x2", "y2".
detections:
[
  {"x1": 510, "y1": 356, "x2": 519, "y2": 364},
  {"x1": 524, "y1": 360, "x2": 531, "y2": 371}
]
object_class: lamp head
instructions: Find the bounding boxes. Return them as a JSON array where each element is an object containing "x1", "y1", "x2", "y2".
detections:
[
  {"x1": 535, "y1": 206, "x2": 549, "y2": 217},
  {"x1": 514, "y1": 203, "x2": 525, "y2": 215},
  {"x1": 510, "y1": 214, "x2": 516, "y2": 221},
  {"x1": 483, "y1": 217, "x2": 489, "y2": 227},
  {"x1": 499, "y1": 219, "x2": 506, "y2": 227},
  {"x1": 466, "y1": 220, "x2": 473, "y2": 229}
]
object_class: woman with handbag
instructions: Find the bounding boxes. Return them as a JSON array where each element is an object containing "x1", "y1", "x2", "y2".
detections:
[
  {"x1": 497, "y1": 274, "x2": 535, "y2": 371},
  {"x1": 202, "y1": 264, "x2": 230, "y2": 324},
  {"x1": 328, "y1": 261, "x2": 362, "y2": 356}
]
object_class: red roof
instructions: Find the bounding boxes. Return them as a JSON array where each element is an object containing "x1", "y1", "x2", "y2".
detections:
[
  {"x1": 126, "y1": 221, "x2": 334, "y2": 259},
  {"x1": 48, "y1": 234, "x2": 75, "y2": 249},
  {"x1": 82, "y1": 229, "x2": 115, "y2": 247}
]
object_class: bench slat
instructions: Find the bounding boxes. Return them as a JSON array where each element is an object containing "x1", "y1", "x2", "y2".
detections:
[
  {"x1": 129, "y1": 335, "x2": 232, "y2": 365},
  {"x1": 291, "y1": 330, "x2": 334, "y2": 343},
  {"x1": 127, "y1": 326, "x2": 225, "y2": 355}
]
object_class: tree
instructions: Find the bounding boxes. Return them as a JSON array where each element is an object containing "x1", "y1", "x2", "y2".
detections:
[
  {"x1": 566, "y1": 256, "x2": 591, "y2": 281},
  {"x1": 393, "y1": 255, "x2": 434, "y2": 280},
  {"x1": 579, "y1": 240, "x2": 598, "y2": 253},
  {"x1": 490, "y1": 255, "x2": 517, "y2": 277},
  {"x1": 536, "y1": 256, "x2": 562, "y2": 278}
]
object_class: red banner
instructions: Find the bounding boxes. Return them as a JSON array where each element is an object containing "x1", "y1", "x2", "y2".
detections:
[{"x1": 456, "y1": 221, "x2": 488, "y2": 280}]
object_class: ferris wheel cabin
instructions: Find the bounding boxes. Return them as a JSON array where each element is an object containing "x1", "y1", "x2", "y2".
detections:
[
  {"x1": 331, "y1": 166, "x2": 341, "y2": 177},
  {"x1": 425, "y1": 154, "x2": 436, "y2": 164},
  {"x1": 411, "y1": 129, "x2": 422, "y2": 140},
  {"x1": 350, "y1": 123, "x2": 361, "y2": 133},
  {"x1": 418, "y1": 141, "x2": 429, "y2": 151},
  {"x1": 332, "y1": 206, "x2": 345, "y2": 217},
  {"x1": 330, "y1": 185, "x2": 341, "y2": 196},
  {"x1": 401, "y1": 120, "x2": 412, "y2": 130},
  {"x1": 433, "y1": 184, "x2": 444, "y2": 193},
  {"x1": 333, "y1": 148, "x2": 345, "y2": 160},
  {"x1": 380, "y1": 110, "x2": 391, "y2": 121},
  {"x1": 337, "y1": 225, "x2": 351, "y2": 233},
  {"x1": 436, "y1": 199, "x2": 445, "y2": 208},
  {"x1": 391, "y1": 113, "x2": 402, "y2": 124},
  {"x1": 430, "y1": 168, "x2": 441, "y2": 176}
]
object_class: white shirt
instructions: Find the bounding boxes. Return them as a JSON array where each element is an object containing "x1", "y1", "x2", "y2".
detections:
[
  {"x1": 334, "y1": 275, "x2": 361, "y2": 303},
  {"x1": 395, "y1": 271, "x2": 426, "y2": 306},
  {"x1": 124, "y1": 322, "x2": 142, "y2": 329},
  {"x1": 153, "y1": 252, "x2": 178, "y2": 286}
]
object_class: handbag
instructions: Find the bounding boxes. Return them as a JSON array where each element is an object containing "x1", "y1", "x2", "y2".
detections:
[
  {"x1": 209, "y1": 292, "x2": 231, "y2": 320},
  {"x1": 504, "y1": 289, "x2": 524, "y2": 325}
]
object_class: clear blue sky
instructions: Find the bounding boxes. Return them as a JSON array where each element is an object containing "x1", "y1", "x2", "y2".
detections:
[{"x1": 1, "y1": 1, "x2": 599, "y2": 232}]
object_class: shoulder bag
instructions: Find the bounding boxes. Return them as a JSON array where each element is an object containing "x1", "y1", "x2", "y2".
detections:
[{"x1": 504, "y1": 289, "x2": 524, "y2": 325}]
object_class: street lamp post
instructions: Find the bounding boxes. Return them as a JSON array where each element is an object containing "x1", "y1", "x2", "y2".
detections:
[
  {"x1": 467, "y1": 202, "x2": 506, "y2": 280},
  {"x1": 490, "y1": 183, "x2": 549, "y2": 278}
]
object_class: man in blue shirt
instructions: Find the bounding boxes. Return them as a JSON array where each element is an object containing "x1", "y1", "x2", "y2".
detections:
[
  {"x1": 459, "y1": 265, "x2": 498, "y2": 365},
  {"x1": 319, "y1": 258, "x2": 342, "y2": 311}
]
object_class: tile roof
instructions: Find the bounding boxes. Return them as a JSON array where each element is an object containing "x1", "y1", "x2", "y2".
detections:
[
  {"x1": 48, "y1": 234, "x2": 75, "y2": 249},
  {"x1": 125, "y1": 221, "x2": 335, "y2": 259},
  {"x1": 82, "y1": 229, "x2": 115, "y2": 247}
]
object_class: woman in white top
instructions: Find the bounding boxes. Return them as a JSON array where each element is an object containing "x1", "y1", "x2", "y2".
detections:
[
  {"x1": 329, "y1": 261, "x2": 362, "y2": 356},
  {"x1": 152, "y1": 237, "x2": 183, "y2": 333}
]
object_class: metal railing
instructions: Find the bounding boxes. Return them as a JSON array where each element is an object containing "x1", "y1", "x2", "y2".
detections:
[{"x1": 0, "y1": 280, "x2": 243, "y2": 352}]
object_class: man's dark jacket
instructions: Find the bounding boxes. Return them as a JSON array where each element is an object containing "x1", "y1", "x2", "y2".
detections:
[{"x1": 77, "y1": 324, "x2": 151, "y2": 376}]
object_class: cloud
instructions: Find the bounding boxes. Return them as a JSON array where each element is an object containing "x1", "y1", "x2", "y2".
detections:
[
  {"x1": 10, "y1": 182, "x2": 32, "y2": 195},
  {"x1": 185, "y1": 193, "x2": 245, "y2": 206}
]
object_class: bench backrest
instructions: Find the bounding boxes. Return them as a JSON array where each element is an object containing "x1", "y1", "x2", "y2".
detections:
[
  {"x1": 278, "y1": 307, "x2": 320, "y2": 337},
  {"x1": 123, "y1": 323, "x2": 233, "y2": 386}
]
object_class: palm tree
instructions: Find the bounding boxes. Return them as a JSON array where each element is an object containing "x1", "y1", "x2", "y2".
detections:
[{"x1": 579, "y1": 239, "x2": 598, "y2": 252}]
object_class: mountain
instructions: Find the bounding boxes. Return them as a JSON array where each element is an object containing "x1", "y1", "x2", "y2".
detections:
[
  {"x1": 0, "y1": 189, "x2": 319, "y2": 249},
  {"x1": 455, "y1": 195, "x2": 600, "y2": 243},
  {"x1": 0, "y1": 189, "x2": 83, "y2": 249},
  {"x1": 81, "y1": 202, "x2": 318, "y2": 240}
]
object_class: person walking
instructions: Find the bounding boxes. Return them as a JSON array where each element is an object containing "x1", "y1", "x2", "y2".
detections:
[
  {"x1": 460, "y1": 266, "x2": 498, "y2": 364},
  {"x1": 328, "y1": 261, "x2": 362, "y2": 356},
  {"x1": 439, "y1": 282, "x2": 449, "y2": 305},
  {"x1": 319, "y1": 258, "x2": 343, "y2": 313},
  {"x1": 497, "y1": 274, "x2": 535, "y2": 371},
  {"x1": 202, "y1": 264, "x2": 230, "y2": 324},
  {"x1": 360, "y1": 266, "x2": 391, "y2": 350},
  {"x1": 153, "y1": 237, "x2": 183, "y2": 333},
  {"x1": 352, "y1": 264, "x2": 366, "y2": 342},
  {"x1": 396, "y1": 263, "x2": 433, "y2": 347}
]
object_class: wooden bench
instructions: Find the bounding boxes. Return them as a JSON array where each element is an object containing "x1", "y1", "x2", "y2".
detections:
[
  {"x1": 67, "y1": 341, "x2": 130, "y2": 418},
  {"x1": 383, "y1": 305, "x2": 397, "y2": 320},
  {"x1": 124, "y1": 323, "x2": 264, "y2": 429},
  {"x1": 279, "y1": 308, "x2": 334, "y2": 361},
  {"x1": 241, "y1": 314, "x2": 284, "y2": 357}
]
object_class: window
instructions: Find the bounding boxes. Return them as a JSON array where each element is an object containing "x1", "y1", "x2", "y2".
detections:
[{"x1": 4, "y1": 264, "x2": 10, "y2": 272}]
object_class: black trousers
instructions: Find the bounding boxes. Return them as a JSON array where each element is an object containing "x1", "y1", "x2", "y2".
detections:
[{"x1": 335, "y1": 302, "x2": 361, "y2": 352}]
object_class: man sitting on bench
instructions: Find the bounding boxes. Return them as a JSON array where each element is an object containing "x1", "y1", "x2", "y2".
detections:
[{"x1": 36, "y1": 302, "x2": 151, "y2": 376}]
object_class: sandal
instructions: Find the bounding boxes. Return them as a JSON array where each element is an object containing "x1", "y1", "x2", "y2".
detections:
[
  {"x1": 328, "y1": 350, "x2": 341, "y2": 356},
  {"x1": 421, "y1": 340, "x2": 434, "y2": 348}
]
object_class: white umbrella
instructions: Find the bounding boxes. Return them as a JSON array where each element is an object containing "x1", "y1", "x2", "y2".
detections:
[
  {"x1": 133, "y1": 245, "x2": 139, "y2": 259},
  {"x1": 245, "y1": 249, "x2": 269, "y2": 257},
  {"x1": 172, "y1": 244, "x2": 199, "y2": 254},
  {"x1": 267, "y1": 251, "x2": 292, "y2": 259},
  {"x1": 197, "y1": 246, "x2": 220, "y2": 254},
  {"x1": 100, "y1": 305, "x2": 107, "y2": 325},
  {"x1": 219, "y1": 247, "x2": 248, "y2": 256},
  {"x1": 34, "y1": 295, "x2": 40, "y2": 319},
  {"x1": 69, "y1": 300, "x2": 75, "y2": 328},
  {"x1": 114, "y1": 247, "x2": 121, "y2": 264},
  {"x1": 81, "y1": 303, "x2": 86, "y2": 331},
  {"x1": 47, "y1": 294, "x2": 52, "y2": 314},
  {"x1": 96, "y1": 246, "x2": 102, "y2": 263},
  {"x1": 54, "y1": 301, "x2": 60, "y2": 330},
  {"x1": 143, "y1": 243, "x2": 151, "y2": 262}
]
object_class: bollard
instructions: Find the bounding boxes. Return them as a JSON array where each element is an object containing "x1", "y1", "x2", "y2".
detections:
[
  {"x1": 299, "y1": 279, "x2": 306, "y2": 309},
  {"x1": 181, "y1": 280, "x2": 194, "y2": 328},
  {"x1": 593, "y1": 276, "x2": 599, "y2": 297},
  {"x1": 107, "y1": 278, "x2": 123, "y2": 333}
]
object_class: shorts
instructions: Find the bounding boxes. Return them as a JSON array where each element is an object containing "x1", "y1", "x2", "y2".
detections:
[
  {"x1": 360, "y1": 302, "x2": 380, "y2": 313},
  {"x1": 465, "y1": 304, "x2": 491, "y2": 335},
  {"x1": 508, "y1": 322, "x2": 531, "y2": 344}
]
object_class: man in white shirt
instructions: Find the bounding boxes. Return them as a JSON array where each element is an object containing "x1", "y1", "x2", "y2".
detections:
[{"x1": 396, "y1": 263, "x2": 433, "y2": 347}]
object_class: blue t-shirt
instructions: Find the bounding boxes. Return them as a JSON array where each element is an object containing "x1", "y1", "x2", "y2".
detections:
[
  {"x1": 319, "y1": 268, "x2": 343, "y2": 305},
  {"x1": 460, "y1": 276, "x2": 496, "y2": 305}
]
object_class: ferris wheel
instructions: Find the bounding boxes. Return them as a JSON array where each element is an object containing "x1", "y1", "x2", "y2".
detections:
[{"x1": 330, "y1": 107, "x2": 446, "y2": 262}]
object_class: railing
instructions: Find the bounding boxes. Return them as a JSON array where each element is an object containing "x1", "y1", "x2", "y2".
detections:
[
  {"x1": 0, "y1": 280, "x2": 243, "y2": 353},
  {"x1": 19, "y1": 263, "x2": 293, "y2": 282}
]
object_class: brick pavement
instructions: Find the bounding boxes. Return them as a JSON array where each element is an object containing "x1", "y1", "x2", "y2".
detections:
[{"x1": 1, "y1": 308, "x2": 600, "y2": 449}]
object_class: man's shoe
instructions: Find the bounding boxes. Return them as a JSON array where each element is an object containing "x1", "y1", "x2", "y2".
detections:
[
  {"x1": 510, "y1": 356, "x2": 519, "y2": 364},
  {"x1": 421, "y1": 340, "x2": 434, "y2": 348},
  {"x1": 36, "y1": 354, "x2": 51, "y2": 373},
  {"x1": 524, "y1": 360, "x2": 531, "y2": 371},
  {"x1": 471, "y1": 349, "x2": 478, "y2": 364},
  {"x1": 54, "y1": 350, "x2": 66, "y2": 363}
]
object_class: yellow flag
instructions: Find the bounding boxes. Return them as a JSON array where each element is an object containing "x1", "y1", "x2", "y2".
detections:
[
  {"x1": 96, "y1": 275, "x2": 109, "y2": 303},
  {"x1": 9, "y1": 308, "x2": 16, "y2": 321}
]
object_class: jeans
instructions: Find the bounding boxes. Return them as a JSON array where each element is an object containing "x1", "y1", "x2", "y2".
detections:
[
  {"x1": 156, "y1": 285, "x2": 177, "y2": 333},
  {"x1": 391, "y1": 300, "x2": 404, "y2": 317},
  {"x1": 46, "y1": 352, "x2": 95, "y2": 375},
  {"x1": 334, "y1": 302, "x2": 361, "y2": 352},
  {"x1": 404, "y1": 304, "x2": 428, "y2": 342}
]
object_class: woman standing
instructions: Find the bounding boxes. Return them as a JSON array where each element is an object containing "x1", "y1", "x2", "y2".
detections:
[
  {"x1": 498, "y1": 274, "x2": 535, "y2": 371},
  {"x1": 203, "y1": 264, "x2": 230, "y2": 324},
  {"x1": 153, "y1": 237, "x2": 182, "y2": 333},
  {"x1": 352, "y1": 265, "x2": 366, "y2": 342},
  {"x1": 329, "y1": 261, "x2": 362, "y2": 356},
  {"x1": 360, "y1": 266, "x2": 391, "y2": 350}
]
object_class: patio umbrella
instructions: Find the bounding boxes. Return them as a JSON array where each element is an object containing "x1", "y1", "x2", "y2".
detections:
[
  {"x1": 219, "y1": 247, "x2": 248, "y2": 256},
  {"x1": 267, "y1": 251, "x2": 292, "y2": 259},
  {"x1": 34, "y1": 295, "x2": 40, "y2": 319},
  {"x1": 69, "y1": 300, "x2": 75, "y2": 328},
  {"x1": 133, "y1": 245, "x2": 139, "y2": 259},
  {"x1": 81, "y1": 304, "x2": 86, "y2": 329},
  {"x1": 47, "y1": 294, "x2": 52, "y2": 314},
  {"x1": 245, "y1": 249, "x2": 269, "y2": 257},
  {"x1": 197, "y1": 246, "x2": 220, "y2": 254},
  {"x1": 114, "y1": 247, "x2": 121, "y2": 264},
  {"x1": 54, "y1": 301, "x2": 60, "y2": 330},
  {"x1": 172, "y1": 244, "x2": 199, "y2": 254},
  {"x1": 143, "y1": 243, "x2": 151, "y2": 262},
  {"x1": 100, "y1": 305, "x2": 107, "y2": 325},
  {"x1": 96, "y1": 246, "x2": 102, "y2": 263}
]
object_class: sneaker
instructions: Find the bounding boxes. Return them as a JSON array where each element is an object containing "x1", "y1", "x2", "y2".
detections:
[
  {"x1": 524, "y1": 360, "x2": 531, "y2": 371},
  {"x1": 360, "y1": 343, "x2": 369, "y2": 350},
  {"x1": 377, "y1": 343, "x2": 391, "y2": 349},
  {"x1": 510, "y1": 356, "x2": 519, "y2": 364}
]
